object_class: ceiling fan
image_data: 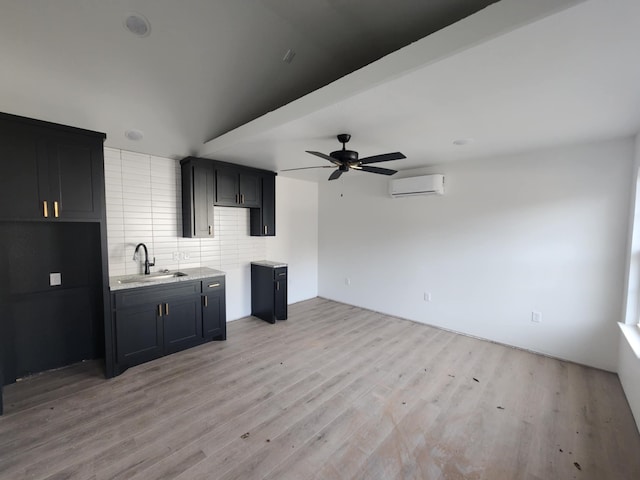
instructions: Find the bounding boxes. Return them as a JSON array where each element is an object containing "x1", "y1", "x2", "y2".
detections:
[{"x1": 282, "y1": 134, "x2": 406, "y2": 180}]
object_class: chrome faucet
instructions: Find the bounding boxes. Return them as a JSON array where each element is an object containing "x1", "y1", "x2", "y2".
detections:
[{"x1": 133, "y1": 243, "x2": 155, "y2": 275}]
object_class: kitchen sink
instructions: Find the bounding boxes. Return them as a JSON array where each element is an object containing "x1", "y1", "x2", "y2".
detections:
[{"x1": 117, "y1": 271, "x2": 188, "y2": 284}]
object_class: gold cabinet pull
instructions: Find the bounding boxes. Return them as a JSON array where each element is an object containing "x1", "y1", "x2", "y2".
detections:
[
  {"x1": 208, "y1": 282, "x2": 220, "y2": 288},
  {"x1": 276, "y1": 281, "x2": 280, "y2": 291},
  {"x1": 158, "y1": 304, "x2": 163, "y2": 317},
  {"x1": 208, "y1": 225, "x2": 212, "y2": 235},
  {"x1": 263, "y1": 225, "x2": 267, "y2": 235},
  {"x1": 241, "y1": 194, "x2": 245, "y2": 204},
  {"x1": 43, "y1": 200, "x2": 49, "y2": 218},
  {"x1": 53, "y1": 201, "x2": 59, "y2": 218},
  {"x1": 204, "y1": 295, "x2": 208, "y2": 307},
  {"x1": 235, "y1": 194, "x2": 239, "y2": 204},
  {"x1": 165, "y1": 303, "x2": 169, "y2": 316}
]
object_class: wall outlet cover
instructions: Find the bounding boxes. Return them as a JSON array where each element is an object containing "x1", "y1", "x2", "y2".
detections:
[{"x1": 50, "y1": 272, "x2": 62, "y2": 286}]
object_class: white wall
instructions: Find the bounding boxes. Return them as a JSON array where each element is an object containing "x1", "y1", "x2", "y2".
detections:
[
  {"x1": 266, "y1": 176, "x2": 319, "y2": 303},
  {"x1": 618, "y1": 132, "x2": 640, "y2": 430},
  {"x1": 103, "y1": 147, "x2": 318, "y2": 320},
  {"x1": 318, "y1": 138, "x2": 634, "y2": 371}
]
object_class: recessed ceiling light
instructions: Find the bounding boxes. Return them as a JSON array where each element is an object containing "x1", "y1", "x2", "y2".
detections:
[
  {"x1": 125, "y1": 129, "x2": 144, "y2": 141},
  {"x1": 124, "y1": 13, "x2": 151, "y2": 37},
  {"x1": 453, "y1": 138, "x2": 475, "y2": 146}
]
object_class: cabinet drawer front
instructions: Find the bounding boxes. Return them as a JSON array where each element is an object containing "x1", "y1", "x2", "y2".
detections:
[
  {"x1": 202, "y1": 276, "x2": 225, "y2": 292},
  {"x1": 113, "y1": 282, "x2": 200, "y2": 308},
  {"x1": 273, "y1": 267, "x2": 287, "y2": 280}
]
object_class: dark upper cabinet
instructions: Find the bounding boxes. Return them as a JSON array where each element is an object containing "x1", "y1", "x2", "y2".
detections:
[
  {"x1": 0, "y1": 113, "x2": 105, "y2": 222},
  {"x1": 180, "y1": 157, "x2": 276, "y2": 238},
  {"x1": 250, "y1": 173, "x2": 276, "y2": 237},
  {"x1": 181, "y1": 158, "x2": 214, "y2": 238},
  {"x1": 214, "y1": 165, "x2": 260, "y2": 208}
]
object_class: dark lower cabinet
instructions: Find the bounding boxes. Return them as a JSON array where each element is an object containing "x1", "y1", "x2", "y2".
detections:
[
  {"x1": 115, "y1": 302, "x2": 163, "y2": 366},
  {"x1": 203, "y1": 277, "x2": 226, "y2": 340},
  {"x1": 111, "y1": 276, "x2": 225, "y2": 374},
  {"x1": 163, "y1": 295, "x2": 203, "y2": 354},
  {"x1": 251, "y1": 262, "x2": 288, "y2": 324}
]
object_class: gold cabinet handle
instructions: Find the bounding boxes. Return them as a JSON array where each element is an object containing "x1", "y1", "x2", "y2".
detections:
[
  {"x1": 165, "y1": 303, "x2": 169, "y2": 316},
  {"x1": 276, "y1": 281, "x2": 280, "y2": 291},
  {"x1": 241, "y1": 194, "x2": 245, "y2": 204},
  {"x1": 235, "y1": 194, "x2": 239, "y2": 204},
  {"x1": 208, "y1": 282, "x2": 220, "y2": 288},
  {"x1": 204, "y1": 295, "x2": 208, "y2": 307},
  {"x1": 208, "y1": 225, "x2": 212, "y2": 235},
  {"x1": 158, "y1": 304, "x2": 163, "y2": 317},
  {"x1": 54, "y1": 201, "x2": 59, "y2": 218},
  {"x1": 263, "y1": 225, "x2": 267, "y2": 235},
  {"x1": 43, "y1": 200, "x2": 48, "y2": 218}
]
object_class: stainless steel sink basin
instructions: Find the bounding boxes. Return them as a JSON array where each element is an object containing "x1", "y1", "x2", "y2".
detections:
[{"x1": 118, "y1": 271, "x2": 188, "y2": 284}]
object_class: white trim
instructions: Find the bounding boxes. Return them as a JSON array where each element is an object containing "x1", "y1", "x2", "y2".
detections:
[{"x1": 619, "y1": 322, "x2": 640, "y2": 359}]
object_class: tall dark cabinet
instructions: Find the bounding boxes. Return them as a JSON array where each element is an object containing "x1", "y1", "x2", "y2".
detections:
[
  {"x1": 251, "y1": 261, "x2": 288, "y2": 324},
  {"x1": 181, "y1": 157, "x2": 215, "y2": 238},
  {"x1": 0, "y1": 112, "x2": 110, "y2": 414}
]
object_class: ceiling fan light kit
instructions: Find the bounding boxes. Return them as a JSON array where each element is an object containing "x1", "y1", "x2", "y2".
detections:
[{"x1": 282, "y1": 134, "x2": 406, "y2": 181}]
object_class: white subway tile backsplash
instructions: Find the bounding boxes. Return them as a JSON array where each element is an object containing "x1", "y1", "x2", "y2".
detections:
[{"x1": 104, "y1": 148, "x2": 266, "y2": 276}]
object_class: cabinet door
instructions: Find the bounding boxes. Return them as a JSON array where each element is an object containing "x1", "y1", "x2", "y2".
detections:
[
  {"x1": 163, "y1": 295, "x2": 203, "y2": 354},
  {"x1": 115, "y1": 303, "x2": 163, "y2": 366},
  {"x1": 238, "y1": 171, "x2": 261, "y2": 207},
  {"x1": 0, "y1": 122, "x2": 48, "y2": 220},
  {"x1": 47, "y1": 134, "x2": 104, "y2": 220},
  {"x1": 274, "y1": 268, "x2": 288, "y2": 320},
  {"x1": 202, "y1": 278, "x2": 226, "y2": 340},
  {"x1": 0, "y1": 115, "x2": 105, "y2": 222},
  {"x1": 215, "y1": 166, "x2": 240, "y2": 206},
  {"x1": 250, "y1": 173, "x2": 275, "y2": 236},
  {"x1": 182, "y1": 159, "x2": 214, "y2": 238}
]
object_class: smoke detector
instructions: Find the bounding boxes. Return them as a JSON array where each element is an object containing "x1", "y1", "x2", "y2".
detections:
[
  {"x1": 124, "y1": 13, "x2": 151, "y2": 37},
  {"x1": 125, "y1": 129, "x2": 144, "y2": 141}
]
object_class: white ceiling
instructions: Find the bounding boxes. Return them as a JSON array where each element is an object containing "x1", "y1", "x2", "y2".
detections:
[
  {"x1": 200, "y1": 0, "x2": 640, "y2": 182},
  {"x1": 3, "y1": 0, "x2": 639, "y2": 183},
  {"x1": 0, "y1": 0, "x2": 496, "y2": 159}
]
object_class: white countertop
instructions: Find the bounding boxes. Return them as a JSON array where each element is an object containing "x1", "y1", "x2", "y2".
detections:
[
  {"x1": 109, "y1": 266, "x2": 225, "y2": 291},
  {"x1": 251, "y1": 260, "x2": 287, "y2": 268}
]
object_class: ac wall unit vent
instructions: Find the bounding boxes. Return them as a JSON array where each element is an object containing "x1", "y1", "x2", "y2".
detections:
[{"x1": 389, "y1": 174, "x2": 444, "y2": 197}]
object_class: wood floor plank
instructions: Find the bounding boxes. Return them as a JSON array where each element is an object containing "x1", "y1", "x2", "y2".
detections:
[{"x1": 1, "y1": 298, "x2": 638, "y2": 480}]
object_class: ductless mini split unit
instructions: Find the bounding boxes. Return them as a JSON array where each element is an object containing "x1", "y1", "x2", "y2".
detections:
[{"x1": 389, "y1": 174, "x2": 445, "y2": 198}]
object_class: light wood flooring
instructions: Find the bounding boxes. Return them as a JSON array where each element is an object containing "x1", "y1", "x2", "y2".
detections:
[{"x1": 1, "y1": 298, "x2": 639, "y2": 479}]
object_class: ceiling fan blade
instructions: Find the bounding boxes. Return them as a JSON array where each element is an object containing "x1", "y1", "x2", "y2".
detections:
[
  {"x1": 328, "y1": 169, "x2": 344, "y2": 181},
  {"x1": 359, "y1": 152, "x2": 406, "y2": 164},
  {"x1": 280, "y1": 166, "x2": 334, "y2": 172},
  {"x1": 306, "y1": 150, "x2": 340, "y2": 165},
  {"x1": 358, "y1": 165, "x2": 397, "y2": 176}
]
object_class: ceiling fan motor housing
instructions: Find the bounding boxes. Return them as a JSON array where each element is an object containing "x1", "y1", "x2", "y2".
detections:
[{"x1": 330, "y1": 149, "x2": 359, "y2": 164}]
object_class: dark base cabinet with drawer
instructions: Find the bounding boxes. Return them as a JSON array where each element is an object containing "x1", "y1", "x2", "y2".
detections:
[
  {"x1": 111, "y1": 276, "x2": 225, "y2": 375},
  {"x1": 251, "y1": 261, "x2": 287, "y2": 324}
]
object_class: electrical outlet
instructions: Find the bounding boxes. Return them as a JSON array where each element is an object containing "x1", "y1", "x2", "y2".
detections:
[
  {"x1": 183, "y1": 252, "x2": 190, "y2": 260},
  {"x1": 345, "y1": 277, "x2": 351, "y2": 286},
  {"x1": 424, "y1": 292, "x2": 432, "y2": 302},
  {"x1": 531, "y1": 311, "x2": 542, "y2": 323}
]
